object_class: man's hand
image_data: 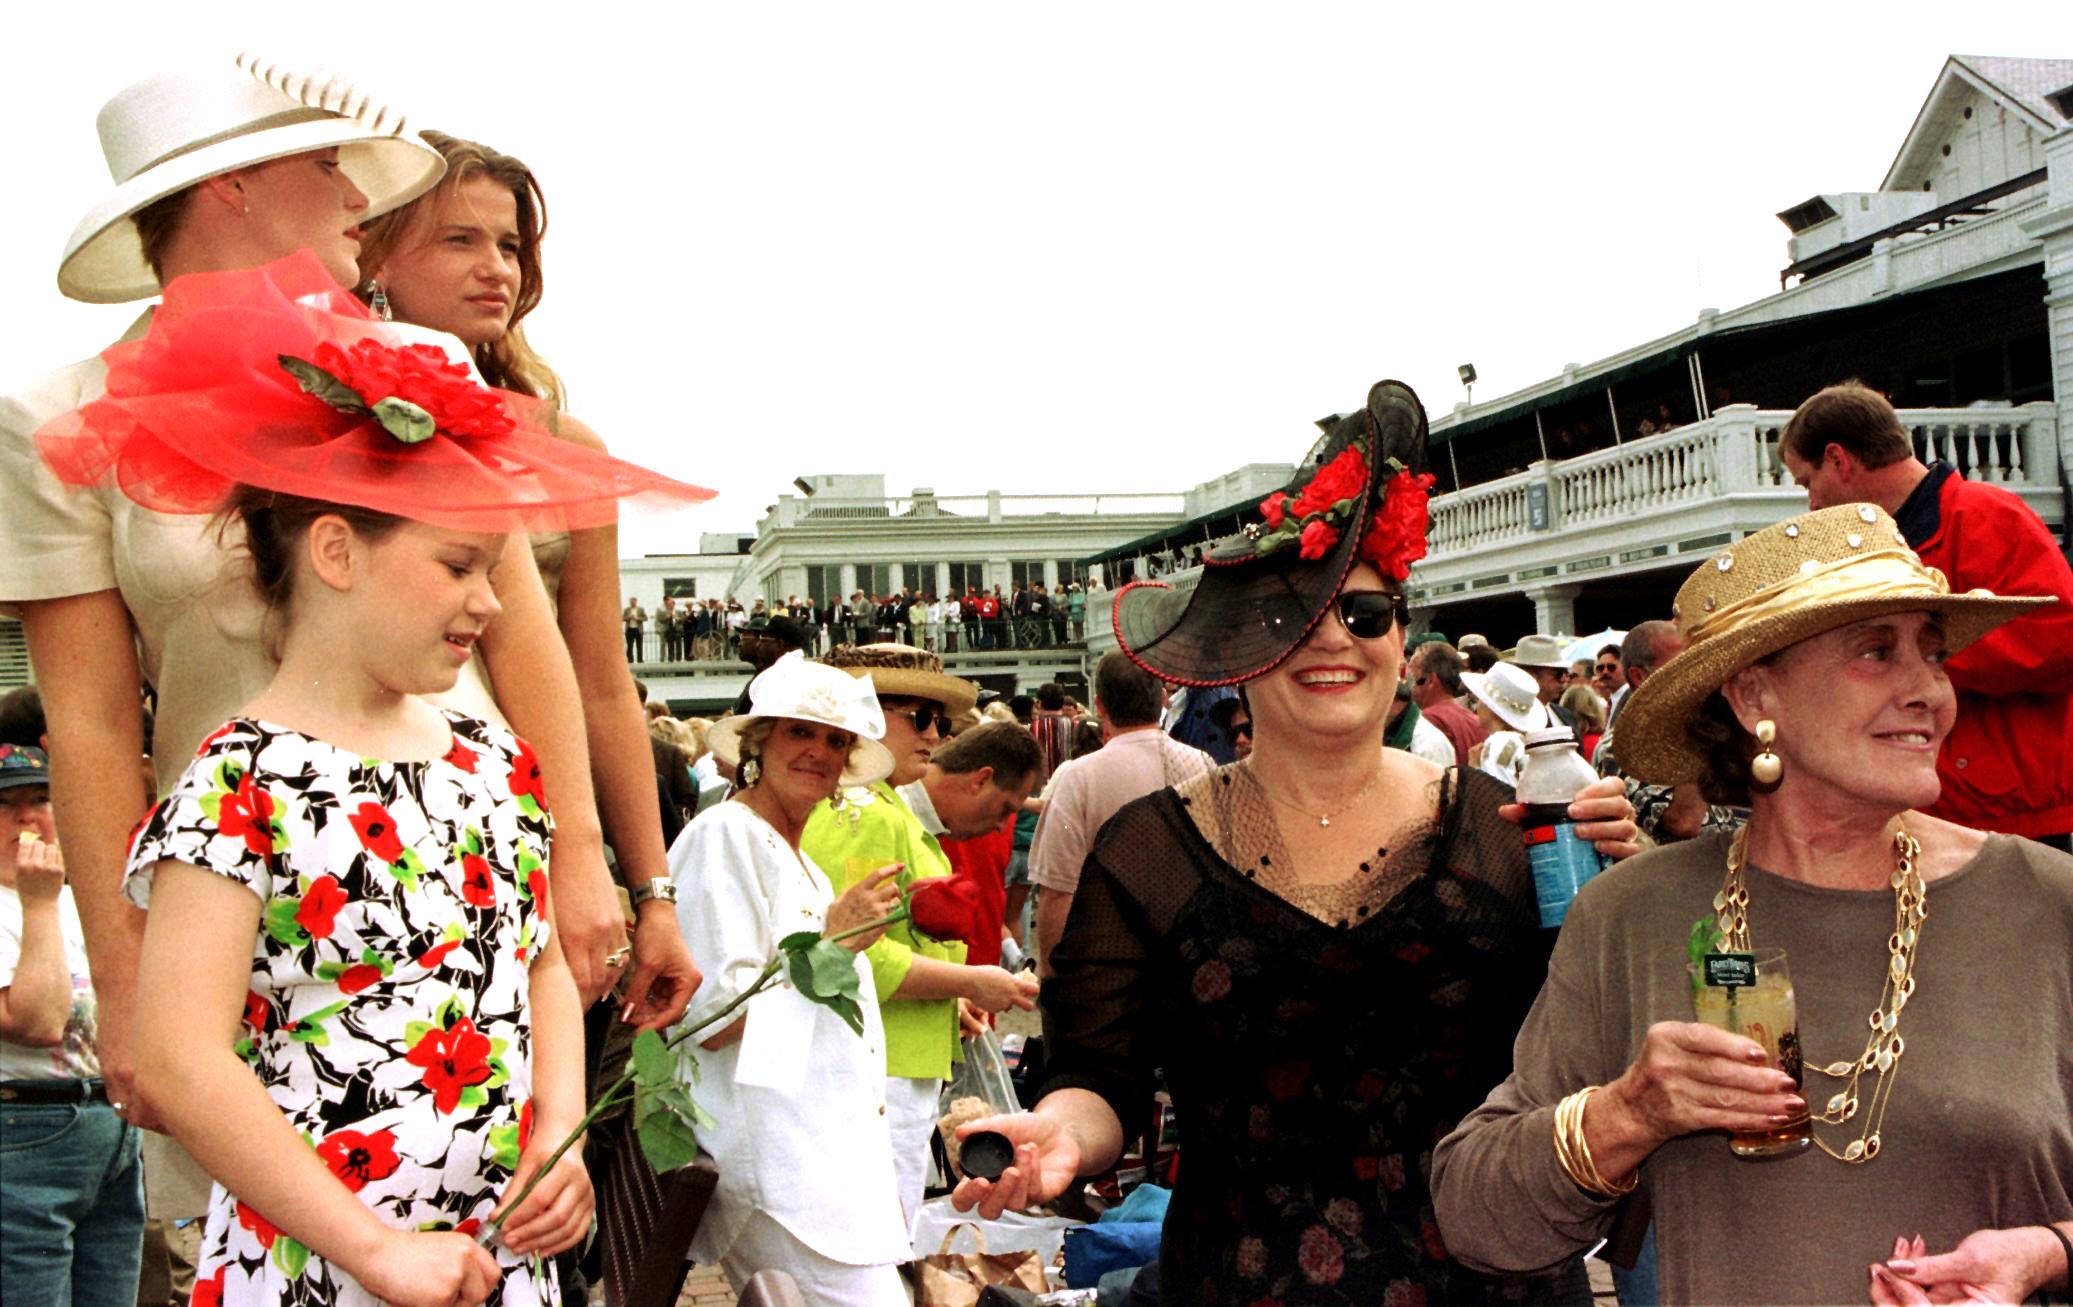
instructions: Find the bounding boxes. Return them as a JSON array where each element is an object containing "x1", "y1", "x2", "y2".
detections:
[{"x1": 619, "y1": 903, "x2": 698, "y2": 1030}]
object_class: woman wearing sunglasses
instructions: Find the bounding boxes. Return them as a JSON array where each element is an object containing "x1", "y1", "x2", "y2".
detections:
[{"x1": 951, "y1": 383, "x2": 1638, "y2": 1304}]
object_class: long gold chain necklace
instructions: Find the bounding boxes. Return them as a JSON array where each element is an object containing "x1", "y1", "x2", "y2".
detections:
[
  {"x1": 1715, "y1": 824, "x2": 1926, "y2": 1163},
  {"x1": 1245, "y1": 761, "x2": 1383, "y2": 828}
]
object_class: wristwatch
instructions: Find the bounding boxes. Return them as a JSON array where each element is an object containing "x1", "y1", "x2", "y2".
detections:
[{"x1": 629, "y1": 876, "x2": 677, "y2": 910}]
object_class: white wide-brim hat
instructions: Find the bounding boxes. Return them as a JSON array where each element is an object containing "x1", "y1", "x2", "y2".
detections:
[
  {"x1": 61, "y1": 53, "x2": 446, "y2": 304},
  {"x1": 1462, "y1": 663, "x2": 1551, "y2": 734},
  {"x1": 1507, "y1": 633, "x2": 1571, "y2": 671},
  {"x1": 706, "y1": 653, "x2": 896, "y2": 789}
]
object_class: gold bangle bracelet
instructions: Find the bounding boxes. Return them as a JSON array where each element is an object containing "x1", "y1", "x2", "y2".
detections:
[{"x1": 1553, "y1": 1086, "x2": 1638, "y2": 1198}]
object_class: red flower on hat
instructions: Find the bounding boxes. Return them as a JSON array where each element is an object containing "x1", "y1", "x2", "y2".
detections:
[
  {"x1": 347, "y1": 802, "x2": 406, "y2": 864},
  {"x1": 1291, "y1": 446, "x2": 1369, "y2": 520},
  {"x1": 1298, "y1": 518, "x2": 1341, "y2": 561},
  {"x1": 1357, "y1": 469, "x2": 1436, "y2": 581},
  {"x1": 1258, "y1": 491, "x2": 1290, "y2": 530},
  {"x1": 316, "y1": 1127, "x2": 402, "y2": 1191},
  {"x1": 308, "y1": 340, "x2": 515, "y2": 440}
]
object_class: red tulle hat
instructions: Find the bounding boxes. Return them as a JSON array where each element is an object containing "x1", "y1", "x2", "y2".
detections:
[{"x1": 36, "y1": 250, "x2": 714, "y2": 533}]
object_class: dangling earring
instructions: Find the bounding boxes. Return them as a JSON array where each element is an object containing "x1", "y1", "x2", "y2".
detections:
[
  {"x1": 1750, "y1": 719, "x2": 1784, "y2": 788},
  {"x1": 740, "y1": 751, "x2": 762, "y2": 789},
  {"x1": 367, "y1": 282, "x2": 393, "y2": 322}
]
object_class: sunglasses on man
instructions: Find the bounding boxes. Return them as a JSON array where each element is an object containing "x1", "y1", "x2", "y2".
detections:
[
  {"x1": 1334, "y1": 591, "x2": 1407, "y2": 641},
  {"x1": 1595, "y1": 661, "x2": 1619, "y2": 674}
]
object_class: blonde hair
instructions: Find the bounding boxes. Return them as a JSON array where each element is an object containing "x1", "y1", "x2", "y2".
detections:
[
  {"x1": 354, "y1": 131, "x2": 566, "y2": 406},
  {"x1": 681, "y1": 717, "x2": 713, "y2": 762},
  {"x1": 1559, "y1": 684, "x2": 1607, "y2": 734}
]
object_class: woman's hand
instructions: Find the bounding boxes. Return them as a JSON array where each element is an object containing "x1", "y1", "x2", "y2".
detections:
[
  {"x1": 618, "y1": 904, "x2": 699, "y2": 1031},
  {"x1": 1498, "y1": 775, "x2": 1641, "y2": 861},
  {"x1": 349, "y1": 1230, "x2": 502, "y2": 1307},
  {"x1": 957, "y1": 997, "x2": 989, "y2": 1038},
  {"x1": 827, "y1": 863, "x2": 904, "y2": 951},
  {"x1": 13, "y1": 831, "x2": 65, "y2": 902},
  {"x1": 1873, "y1": 1228, "x2": 2070, "y2": 1305},
  {"x1": 1588, "y1": 1021, "x2": 1804, "y2": 1178},
  {"x1": 948, "y1": 1112, "x2": 1084, "y2": 1219},
  {"x1": 492, "y1": 1132, "x2": 595, "y2": 1259},
  {"x1": 553, "y1": 841, "x2": 631, "y2": 1007},
  {"x1": 963, "y1": 965, "x2": 1041, "y2": 1015}
]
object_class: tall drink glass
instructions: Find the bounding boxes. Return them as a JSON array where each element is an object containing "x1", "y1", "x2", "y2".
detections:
[{"x1": 1689, "y1": 946, "x2": 1811, "y2": 1158}]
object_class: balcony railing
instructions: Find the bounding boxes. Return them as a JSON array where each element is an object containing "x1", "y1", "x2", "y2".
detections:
[{"x1": 1426, "y1": 402, "x2": 2060, "y2": 561}]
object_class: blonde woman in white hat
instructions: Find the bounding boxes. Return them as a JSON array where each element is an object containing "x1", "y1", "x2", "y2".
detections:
[
  {"x1": 1434, "y1": 505, "x2": 2073, "y2": 1304},
  {"x1": 666, "y1": 654, "x2": 912, "y2": 1305},
  {"x1": 0, "y1": 52, "x2": 656, "y2": 1215},
  {"x1": 1461, "y1": 660, "x2": 1550, "y2": 787}
]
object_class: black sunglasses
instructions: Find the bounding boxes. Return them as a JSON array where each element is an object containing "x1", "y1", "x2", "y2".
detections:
[
  {"x1": 894, "y1": 705, "x2": 953, "y2": 735},
  {"x1": 1228, "y1": 720, "x2": 1254, "y2": 739},
  {"x1": 1594, "y1": 661, "x2": 1619, "y2": 674},
  {"x1": 1334, "y1": 591, "x2": 1405, "y2": 640}
]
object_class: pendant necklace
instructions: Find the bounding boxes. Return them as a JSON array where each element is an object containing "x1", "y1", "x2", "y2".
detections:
[{"x1": 1247, "y1": 761, "x2": 1382, "y2": 828}]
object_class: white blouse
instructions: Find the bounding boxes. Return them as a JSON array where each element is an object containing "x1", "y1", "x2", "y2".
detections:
[{"x1": 668, "y1": 801, "x2": 911, "y2": 1268}]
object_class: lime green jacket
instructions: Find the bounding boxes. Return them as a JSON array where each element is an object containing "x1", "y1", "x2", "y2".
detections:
[{"x1": 801, "y1": 781, "x2": 967, "y2": 1081}]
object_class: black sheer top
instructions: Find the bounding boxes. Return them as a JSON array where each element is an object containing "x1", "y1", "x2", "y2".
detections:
[{"x1": 1040, "y1": 765, "x2": 1584, "y2": 1304}]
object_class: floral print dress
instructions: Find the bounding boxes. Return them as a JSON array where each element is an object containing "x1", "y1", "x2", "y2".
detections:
[{"x1": 125, "y1": 713, "x2": 557, "y2": 1307}]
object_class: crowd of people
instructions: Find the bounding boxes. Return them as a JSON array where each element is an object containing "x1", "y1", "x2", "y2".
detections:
[
  {"x1": 619, "y1": 586, "x2": 1103, "y2": 666},
  {"x1": 2, "y1": 52, "x2": 2070, "y2": 1307}
]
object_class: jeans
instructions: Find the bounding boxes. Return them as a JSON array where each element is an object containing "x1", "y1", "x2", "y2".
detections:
[
  {"x1": 0, "y1": 1096, "x2": 145, "y2": 1307},
  {"x1": 1611, "y1": 1225, "x2": 1659, "y2": 1306}
]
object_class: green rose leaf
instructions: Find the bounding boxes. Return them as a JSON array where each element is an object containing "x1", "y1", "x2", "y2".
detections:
[
  {"x1": 636, "y1": 1102, "x2": 701, "y2": 1173},
  {"x1": 777, "y1": 930, "x2": 823, "y2": 953},
  {"x1": 372, "y1": 396, "x2": 437, "y2": 444},
  {"x1": 789, "y1": 939, "x2": 867, "y2": 1035},
  {"x1": 278, "y1": 355, "x2": 369, "y2": 415},
  {"x1": 631, "y1": 1028, "x2": 675, "y2": 1090}
]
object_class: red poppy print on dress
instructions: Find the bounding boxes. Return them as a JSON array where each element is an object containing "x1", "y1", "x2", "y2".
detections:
[
  {"x1": 190, "y1": 1265, "x2": 228, "y2": 1307},
  {"x1": 348, "y1": 802, "x2": 406, "y2": 863},
  {"x1": 294, "y1": 875, "x2": 348, "y2": 939},
  {"x1": 526, "y1": 868, "x2": 550, "y2": 923},
  {"x1": 242, "y1": 990, "x2": 270, "y2": 1034},
  {"x1": 216, "y1": 774, "x2": 278, "y2": 858},
  {"x1": 507, "y1": 740, "x2": 546, "y2": 809},
  {"x1": 460, "y1": 853, "x2": 497, "y2": 908},
  {"x1": 316, "y1": 1126, "x2": 402, "y2": 1191},
  {"x1": 441, "y1": 739, "x2": 479, "y2": 773},
  {"x1": 337, "y1": 962, "x2": 384, "y2": 994},
  {"x1": 405, "y1": 1015, "x2": 495, "y2": 1113},
  {"x1": 236, "y1": 1200, "x2": 282, "y2": 1249}
]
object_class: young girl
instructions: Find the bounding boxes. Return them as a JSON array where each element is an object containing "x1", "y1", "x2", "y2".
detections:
[{"x1": 37, "y1": 251, "x2": 709, "y2": 1306}]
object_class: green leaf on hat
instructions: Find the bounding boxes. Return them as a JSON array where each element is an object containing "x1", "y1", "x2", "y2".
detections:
[
  {"x1": 372, "y1": 397, "x2": 437, "y2": 444},
  {"x1": 277, "y1": 355, "x2": 369, "y2": 415}
]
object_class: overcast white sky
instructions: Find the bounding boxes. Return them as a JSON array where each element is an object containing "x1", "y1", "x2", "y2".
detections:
[{"x1": 0, "y1": 3, "x2": 2059, "y2": 555}]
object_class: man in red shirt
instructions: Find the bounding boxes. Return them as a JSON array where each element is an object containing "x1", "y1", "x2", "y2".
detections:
[
  {"x1": 1781, "y1": 381, "x2": 2073, "y2": 849},
  {"x1": 1406, "y1": 641, "x2": 1486, "y2": 767}
]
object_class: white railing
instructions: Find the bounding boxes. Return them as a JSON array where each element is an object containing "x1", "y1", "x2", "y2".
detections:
[{"x1": 1428, "y1": 402, "x2": 2059, "y2": 558}]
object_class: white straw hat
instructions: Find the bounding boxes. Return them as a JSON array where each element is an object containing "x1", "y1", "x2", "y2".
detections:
[
  {"x1": 706, "y1": 653, "x2": 896, "y2": 788},
  {"x1": 60, "y1": 53, "x2": 446, "y2": 304},
  {"x1": 1507, "y1": 633, "x2": 1570, "y2": 671},
  {"x1": 1462, "y1": 663, "x2": 1551, "y2": 734}
]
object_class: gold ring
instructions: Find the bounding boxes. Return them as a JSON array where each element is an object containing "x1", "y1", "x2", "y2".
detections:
[{"x1": 605, "y1": 946, "x2": 632, "y2": 968}]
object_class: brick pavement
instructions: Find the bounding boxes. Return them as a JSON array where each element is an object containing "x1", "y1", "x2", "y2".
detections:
[{"x1": 677, "y1": 1265, "x2": 735, "y2": 1305}]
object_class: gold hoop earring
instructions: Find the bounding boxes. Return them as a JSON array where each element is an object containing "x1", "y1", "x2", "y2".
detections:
[{"x1": 1750, "y1": 719, "x2": 1783, "y2": 788}]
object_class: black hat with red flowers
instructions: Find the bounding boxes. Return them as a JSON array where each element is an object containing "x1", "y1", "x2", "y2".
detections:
[{"x1": 1112, "y1": 379, "x2": 1433, "y2": 686}]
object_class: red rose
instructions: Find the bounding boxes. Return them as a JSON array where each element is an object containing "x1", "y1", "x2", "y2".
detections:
[
  {"x1": 905, "y1": 876, "x2": 986, "y2": 948},
  {"x1": 508, "y1": 740, "x2": 546, "y2": 808},
  {"x1": 1397, "y1": 941, "x2": 1432, "y2": 965},
  {"x1": 1357, "y1": 470, "x2": 1435, "y2": 581},
  {"x1": 1421, "y1": 1217, "x2": 1448, "y2": 1262},
  {"x1": 242, "y1": 990, "x2": 271, "y2": 1034},
  {"x1": 1291, "y1": 446, "x2": 1370, "y2": 519},
  {"x1": 405, "y1": 1015, "x2": 494, "y2": 1113},
  {"x1": 1384, "y1": 1282, "x2": 1428, "y2": 1307},
  {"x1": 309, "y1": 339, "x2": 516, "y2": 440},
  {"x1": 1258, "y1": 491, "x2": 1289, "y2": 530},
  {"x1": 1236, "y1": 1237, "x2": 1268, "y2": 1278},
  {"x1": 294, "y1": 876, "x2": 348, "y2": 939},
  {"x1": 1297, "y1": 518, "x2": 1340, "y2": 561},
  {"x1": 236, "y1": 1200, "x2": 281, "y2": 1249},
  {"x1": 190, "y1": 1266, "x2": 228, "y2": 1307},
  {"x1": 347, "y1": 802, "x2": 405, "y2": 863},
  {"x1": 1351, "y1": 1155, "x2": 1380, "y2": 1181},
  {"x1": 316, "y1": 1127, "x2": 401, "y2": 1191},
  {"x1": 1379, "y1": 1154, "x2": 1407, "y2": 1190},
  {"x1": 1324, "y1": 1198, "x2": 1363, "y2": 1238},
  {"x1": 1297, "y1": 1224, "x2": 1344, "y2": 1286},
  {"x1": 442, "y1": 740, "x2": 479, "y2": 773},
  {"x1": 460, "y1": 853, "x2": 497, "y2": 908},
  {"x1": 216, "y1": 774, "x2": 278, "y2": 858},
  {"x1": 337, "y1": 962, "x2": 384, "y2": 994},
  {"x1": 1355, "y1": 1072, "x2": 1388, "y2": 1102}
]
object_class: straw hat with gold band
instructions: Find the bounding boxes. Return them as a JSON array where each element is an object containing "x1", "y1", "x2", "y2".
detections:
[
  {"x1": 819, "y1": 643, "x2": 978, "y2": 717},
  {"x1": 1615, "y1": 503, "x2": 2051, "y2": 785}
]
